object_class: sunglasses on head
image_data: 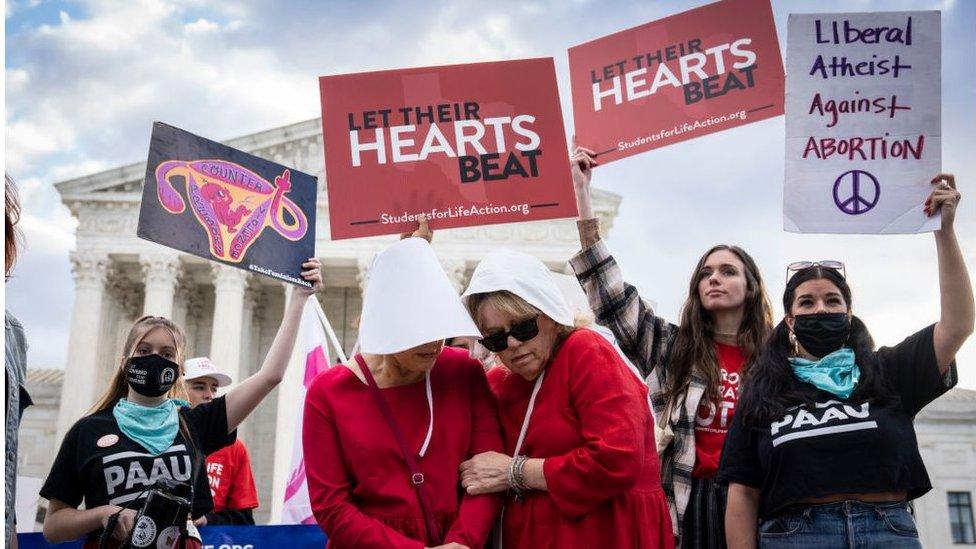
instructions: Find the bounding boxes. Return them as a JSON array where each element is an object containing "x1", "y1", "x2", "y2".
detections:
[
  {"x1": 479, "y1": 315, "x2": 540, "y2": 352},
  {"x1": 785, "y1": 260, "x2": 846, "y2": 286}
]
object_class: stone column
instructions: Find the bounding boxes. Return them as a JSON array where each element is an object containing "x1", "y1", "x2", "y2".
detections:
[
  {"x1": 171, "y1": 275, "x2": 193, "y2": 334},
  {"x1": 56, "y1": 251, "x2": 110, "y2": 444},
  {"x1": 140, "y1": 254, "x2": 182, "y2": 318},
  {"x1": 440, "y1": 258, "x2": 468, "y2": 294},
  {"x1": 356, "y1": 257, "x2": 372, "y2": 295},
  {"x1": 209, "y1": 265, "x2": 250, "y2": 383},
  {"x1": 239, "y1": 282, "x2": 264, "y2": 382}
]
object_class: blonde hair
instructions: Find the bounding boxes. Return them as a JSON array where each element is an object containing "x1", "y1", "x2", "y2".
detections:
[
  {"x1": 89, "y1": 316, "x2": 189, "y2": 414},
  {"x1": 466, "y1": 290, "x2": 577, "y2": 339}
]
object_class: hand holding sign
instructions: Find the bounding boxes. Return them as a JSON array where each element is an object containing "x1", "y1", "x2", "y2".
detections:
[
  {"x1": 296, "y1": 258, "x2": 324, "y2": 297},
  {"x1": 570, "y1": 138, "x2": 598, "y2": 220},
  {"x1": 926, "y1": 174, "x2": 960, "y2": 230},
  {"x1": 399, "y1": 214, "x2": 433, "y2": 243}
]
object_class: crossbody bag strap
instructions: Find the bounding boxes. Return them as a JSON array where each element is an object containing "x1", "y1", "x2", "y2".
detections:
[{"x1": 355, "y1": 354, "x2": 441, "y2": 546}]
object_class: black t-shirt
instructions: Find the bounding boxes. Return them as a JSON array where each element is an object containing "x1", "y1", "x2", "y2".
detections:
[
  {"x1": 717, "y1": 324, "x2": 956, "y2": 518},
  {"x1": 41, "y1": 396, "x2": 236, "y2": 524}
]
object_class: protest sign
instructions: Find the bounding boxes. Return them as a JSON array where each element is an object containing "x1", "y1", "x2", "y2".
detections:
[
  {"x1": 319, "y1": 58, "x2": 577, "y2": 240},
  {"x1": 784, "y1": 11, "x2": 941, "y2": 234},
  {"x1": 568, "y1": 0, "x2": 784, "y2": 164},
  {"x1": 137, "y1": 122, "x2": 317, "y2": 286},
  {"x1": 18, "y1": 525, "x2": 327, "y2": 549}
]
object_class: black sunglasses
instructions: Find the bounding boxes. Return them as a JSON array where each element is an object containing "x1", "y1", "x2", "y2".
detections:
[
  {"x1": 479, "y1": 316, "x2": 540, "y2": 352},
  {"x1": 785, "y1": 260, "x2": 846, "y2": 286}
]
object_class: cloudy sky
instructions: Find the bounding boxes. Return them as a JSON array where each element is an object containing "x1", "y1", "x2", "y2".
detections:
[{"x1": 5, "y1": 0, "x2": 975, "y2": 389}]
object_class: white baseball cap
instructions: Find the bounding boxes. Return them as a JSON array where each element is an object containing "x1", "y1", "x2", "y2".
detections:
[{"x1": 183, "y1": 357, "x2": 233, "y2": 387}]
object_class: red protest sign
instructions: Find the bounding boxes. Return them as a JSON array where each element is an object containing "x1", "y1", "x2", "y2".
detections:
[
  {"x1": 319, "y1": 58, "x2": 576, "y2": 240},
  {"x1": 568, "y1": 0, "x2": 785, "y2": 164}
]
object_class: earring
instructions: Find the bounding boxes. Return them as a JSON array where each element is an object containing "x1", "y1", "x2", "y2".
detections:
[{"x1": 788, "y1": 331, "x2": 799, "y2": 357}]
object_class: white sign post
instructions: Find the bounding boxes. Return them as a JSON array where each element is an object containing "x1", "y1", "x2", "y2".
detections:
[{"x1": 784, "y1": 11, "x2": 941, "y2": 234}]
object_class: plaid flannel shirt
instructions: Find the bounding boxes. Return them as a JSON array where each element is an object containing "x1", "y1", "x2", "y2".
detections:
[{"x1": 570, "y1": 239, "x2": 706, "y2": 546}]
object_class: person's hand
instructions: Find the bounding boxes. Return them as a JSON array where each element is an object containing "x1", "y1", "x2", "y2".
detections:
[
  {"x1": 100, "y1": 506, "x2": 137, "y2": 541},
  {"x1": 926, "y1": 173, "x2": 960, "y2": 231},
  {"x1": 193, "y1": 515, "x2": 208, "y2": 527},
  {"x1": 570, "y1": 137, "x2": 598, "y2": 219},
  {"x1": 296, "y1": 257, "x2": 323, "y2": 297},
  {"x1": 427, "y1": 543, "x2": 470, "y2": 549},
  {"x1": 400, "y1": 214, "x2": 433, "y2": 243},
  {"x1": 570, "y1": 137, "x2": 598, "y2": 194},
  {"x1": 459, "y1": 451, "x2": 512, "y2": 495}
]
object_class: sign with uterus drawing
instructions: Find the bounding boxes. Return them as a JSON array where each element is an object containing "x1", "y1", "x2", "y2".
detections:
[{"x1": 137, "y1": 122, "x2": 317, "y2": 287}]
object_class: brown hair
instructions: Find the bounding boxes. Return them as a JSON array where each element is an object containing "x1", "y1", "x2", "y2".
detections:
[
  {"x1": 89, "y1": 316, "x2": 189, "y2": 414},
  {"x1": 6, "y1": 174, "x2": 22, "y2": 277},
  {"x1": 663, "y1": 245, "x2": 774, "y2": 406},
  {"x1": 466, "y1": 290, "x2": 576, "y2": 341}
]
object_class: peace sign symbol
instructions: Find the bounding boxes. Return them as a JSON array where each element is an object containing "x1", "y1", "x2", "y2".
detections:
[{"x1": 832, "y1": 170, "x2": 880, "y2": 215}]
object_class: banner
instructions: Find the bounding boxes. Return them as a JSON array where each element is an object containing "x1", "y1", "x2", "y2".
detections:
[
  {"x1": 280, "y1": 300, "x2": 333, "y2": 525},
  {"x1": 319, "y1": 58, "x2": 577, "y2": 240},
  {"x1": 18, "y1": 525, "x2": 327, "y2": 548},
  {"x1": 137, "y1": 122, "x2": 318, "y2": 286},
  {"x1": 568, "y1": 0, "x2": 785, "y2": 164},
  {"x1": 784, "y1": 11, "x2": 941, "y2": 233}
]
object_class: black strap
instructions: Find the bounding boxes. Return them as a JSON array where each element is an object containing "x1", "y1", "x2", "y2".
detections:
[{"x1": 355, "y1": 354, "x2": 441, "y2": 546}]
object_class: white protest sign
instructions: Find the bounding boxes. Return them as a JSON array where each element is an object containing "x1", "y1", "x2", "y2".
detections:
[{"x1": 784, "y1": 11, "x2": 941, "y2": 234}]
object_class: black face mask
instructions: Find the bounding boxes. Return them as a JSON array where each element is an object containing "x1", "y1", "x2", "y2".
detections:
[
  {"x1": 792, "y1": 312, "x2": 851, "y2": 358},
  {"x1": 126, "y1": 354, "x2": 179, "y2": 397}
]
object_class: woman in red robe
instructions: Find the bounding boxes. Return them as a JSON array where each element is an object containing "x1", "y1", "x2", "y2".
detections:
[
  {"x1": 460, "y1": 249, "x2": 674, "y2": 548},
  {"x1": 304, "y1": 224, "x2": 504, "y2": 549}
]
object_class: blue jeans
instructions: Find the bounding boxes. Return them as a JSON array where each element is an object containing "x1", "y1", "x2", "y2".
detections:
[{"x1": 758, "y1": 500, "x2": 921, "y2": 548}]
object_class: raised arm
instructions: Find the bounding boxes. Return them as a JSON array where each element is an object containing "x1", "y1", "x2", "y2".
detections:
[
  {"x1": 224, "y1": 258, "x2": 322, "y2": 432},
  {"x1": 567, "y1": 144, "x2": 674, "y2": 379},
  {"x1": 927, "y1": 174, "x2": 974, "y2": 373}
]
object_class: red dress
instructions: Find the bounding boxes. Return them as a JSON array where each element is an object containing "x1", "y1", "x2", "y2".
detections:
[
  {"x1": 304, "y1": 347, "x2": 504, "y2": 548},
  {"x1": 488, "y1": 329, "x2": 674, "y2": 548}
]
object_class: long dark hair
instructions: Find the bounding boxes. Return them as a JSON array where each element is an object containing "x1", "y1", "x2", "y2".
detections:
[
  {"x1": 6, "y1": 174, "x2": 22, "y2": 278},
  {"x1": 739, "y1": 265, "x2": 892, "y2": 426},
  {"x1": 664, "y1": 245, "x2": 773, "y2": 406}
]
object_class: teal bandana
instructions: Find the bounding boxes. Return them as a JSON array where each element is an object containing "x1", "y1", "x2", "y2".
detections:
[
  {"x1": 113, "y1": 398, "x2": 189, "y2": 455},
  {"x1": 789, "y1": 348, "x2": 861, "y2": 399}
]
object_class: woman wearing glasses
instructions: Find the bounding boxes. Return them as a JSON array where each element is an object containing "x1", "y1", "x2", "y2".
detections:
[
  {"x1": 303, "y1": 225, "x2": 504, "y2": 549},
  {"x1": 458, "y1": 249, "x2": 674, "y2": 548},
  {"x1": 568, "y1": 145, "x2": 774, "y2": 547},
  {"x1": 720, "y1": 175, "x2": 972, "y2": 548}
]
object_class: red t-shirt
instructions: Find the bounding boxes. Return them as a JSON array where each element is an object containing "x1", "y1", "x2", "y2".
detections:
[
  {"x1": 692, "y1": 341, "x2": 745, "y2": 479},
  {"x1": 207, "y1": 439, "x2": 259, "y2": 513}
]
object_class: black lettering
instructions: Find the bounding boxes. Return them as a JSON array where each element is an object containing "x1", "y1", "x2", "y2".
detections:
[
  {"x1": 683, "y1": 81, "x2": 703, "y2": 104},
  {"x1": 415, "y1": 105, "x2": 435, "y2": 125},
  {"x1": 482, "y1": 153, "x2": 504, "y2": 181},
  {"x1": 347, "y1": 113, "x2": 362, "y2": 131},
  {"x1": 437, "y1": 104, "x2": 451, "y2": 122},
  {"x1": 458, "y1": 156, "x2": 481, "y2": 183},
  {"x1": 377, "y1": 109, "x2": 392, "y2": 127},
  {"x1": 523, "y1": 149, "x2": 542, "y2": 177},
  {"x1": 398, "y1": 107, "x2": 412, "y2": 125},
  {"x1": 502, "y1": 152, "x2": 529, "y2": 178}
]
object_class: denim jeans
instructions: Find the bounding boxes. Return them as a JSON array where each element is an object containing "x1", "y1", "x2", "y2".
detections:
[{"x1": 758, "y1": 500, "x2": 921, "y2": 548}]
